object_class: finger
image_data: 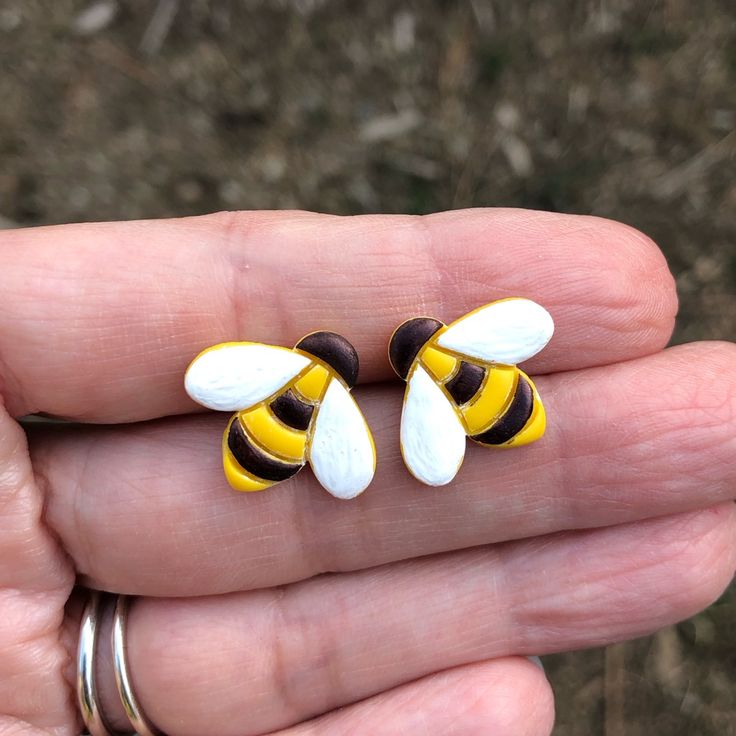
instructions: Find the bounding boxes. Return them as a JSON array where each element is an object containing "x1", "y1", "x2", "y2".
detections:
[
  {"x1": 34, "y1": 342, "x2": 736, "y2": 596},
  {"x1": 278, "y1": 659, "x2": 554, "y2": 736},
  {"x1": 0, "y1": 401, "x2": 76, "y2": 734},
  {"x1": 0, "y1": 209, "x2": 675, "y2": 421},
  {"x1": 86, "y1": 506, "x2": 736, "y2": 736}
]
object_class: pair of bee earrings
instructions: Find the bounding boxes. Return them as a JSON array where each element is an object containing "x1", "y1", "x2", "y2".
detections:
[{"x1": 185, "y1": 298, "x2": 554, "y2": 499}]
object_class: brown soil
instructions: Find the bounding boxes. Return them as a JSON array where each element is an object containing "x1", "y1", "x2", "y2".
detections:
[{"x1": 1, "y1": 1, "x2": 734, "y2": 733}]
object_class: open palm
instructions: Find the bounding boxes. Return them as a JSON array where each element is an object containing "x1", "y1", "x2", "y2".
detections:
[{"x1": 1, "y1": 209, "x2": 734, "y2": 736}]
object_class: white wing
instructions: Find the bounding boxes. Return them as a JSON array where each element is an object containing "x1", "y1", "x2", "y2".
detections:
[
  {"x1": 436, "y1": 298, "x2": 554, "y2": 364},
  {"x1": 401, "y1": 366, "x2": 466, "y2": 487},
  {"x1": 309, "y1": 378, "x2": 375, "y2": 499},
  {"x1": 185, "y1": 343, "x2": 311, "y2": 411}
]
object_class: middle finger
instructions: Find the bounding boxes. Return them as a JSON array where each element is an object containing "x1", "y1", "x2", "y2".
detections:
[{"x1": 34, "y1": 342, "x2": 736, "y2": 596}]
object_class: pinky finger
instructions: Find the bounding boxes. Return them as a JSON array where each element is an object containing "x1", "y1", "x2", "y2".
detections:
[{"x1": 276, "y1": 657, "x2": 554, "y2": 736}]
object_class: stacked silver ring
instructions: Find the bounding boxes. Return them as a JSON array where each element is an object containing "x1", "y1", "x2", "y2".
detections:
[{"x1": 77, "y1": 592, "x2": 165, "y2": 736}]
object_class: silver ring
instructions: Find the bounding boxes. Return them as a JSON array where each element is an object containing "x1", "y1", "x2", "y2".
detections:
[
  {"x1": 112, "y1": 595, "x2": 165, "y2": 736},
  {"x1": 77, "y1": 591, "x2": 117, "y2": 736}
]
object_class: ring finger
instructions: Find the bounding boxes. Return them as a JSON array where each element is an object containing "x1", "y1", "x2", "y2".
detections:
[{"x1": 81, "y1": 505, "x2": 736, "y2": 736}]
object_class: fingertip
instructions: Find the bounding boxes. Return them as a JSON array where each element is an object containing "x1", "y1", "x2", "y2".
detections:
[
  {"x1": 286, "y1": 657, "x2": 556, "y2": 736},
  {"x1": 660, "y1": 503, "x2": 736, "y2": 614},
  {"x1": 607, "y1": 218, "x2": 678, "y2": 337},
  {"x1": 587, "y1": 505, "x2": 736, "y2": 640},
  {"x1": 457, "y1": 658, "x2": 555, "y2": 736},
  {"x1": 571, "y1": 215, "x2": 678, "y2": 354}
]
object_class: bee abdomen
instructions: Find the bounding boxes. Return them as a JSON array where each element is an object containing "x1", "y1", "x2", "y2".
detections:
[
  {"x1": 472, "y1": 374, "x2": 534, "y2": 446},
  {"x1": 270, "y1": 389, "x2": 314, "y2": 430},
  {"x1": 227, "y1": 417, "x2": 303, "y2": 482},
  {"x1": 445, "y1": 361, "x2": 485, "y2": 404}
]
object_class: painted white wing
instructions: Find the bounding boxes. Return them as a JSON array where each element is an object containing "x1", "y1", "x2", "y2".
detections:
[
  {"x1": 185, "y1": 343, "x2": 311, "y2": 411},
  {"x1": 309, "y1": 378, "x2": 375, "y2": 500},
  {"x1": 436, "y1": 298, "x2": 554, "y2": 365},
  {"x1": 401, "y1": 365, "x2": 466, "y2": 487}
]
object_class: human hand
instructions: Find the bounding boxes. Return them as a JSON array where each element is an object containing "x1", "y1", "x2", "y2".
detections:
[{"x1": 1, "y1": 209, "x2": 734, "y2": 735}]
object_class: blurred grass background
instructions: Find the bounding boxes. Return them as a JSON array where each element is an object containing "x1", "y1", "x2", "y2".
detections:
[{"x1": 0, "y1": 1, "x2": 734, "y2": 733}]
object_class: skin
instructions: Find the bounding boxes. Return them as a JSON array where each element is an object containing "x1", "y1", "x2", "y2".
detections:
[{"x1": 0, "y1": 208, "x2": 734, "y2": 736}]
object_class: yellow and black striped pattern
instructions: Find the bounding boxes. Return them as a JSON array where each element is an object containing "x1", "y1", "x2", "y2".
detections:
[
  {"x1": 417, "y1": 338, "x2": 546, "y2": 448},
  {"x1": 223, "y1": 362, "x2": 331, "y2": 492}
]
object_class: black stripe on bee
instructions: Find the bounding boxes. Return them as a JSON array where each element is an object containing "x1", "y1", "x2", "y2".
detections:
[
  {"x1": 445, "y1": 361, "x2": 486, "y2": 405},
  {"x1": 389, "y1": 318, "x2": 444, "y2": 380},
  {"x1": 270, "y1": 389, "x2": 314, "y2": 431},
  {"x1": 472, "y1": 375, "x2": 534, "y2": 446},
  {"x1": 227, "y1": 419, "x2": 303, "y2": 481},
  {"x1": 295, "y1": 331, "x2": 359, "y2": 389}
]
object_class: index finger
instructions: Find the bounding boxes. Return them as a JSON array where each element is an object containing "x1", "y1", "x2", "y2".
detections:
[{"x1": 0, "y1": 208, "x2": 676, "y2": 422}]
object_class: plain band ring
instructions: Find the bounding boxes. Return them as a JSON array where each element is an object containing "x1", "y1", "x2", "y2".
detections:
[
  {"x1": 112, "y1": 594, "x2": 165, "y2": 736},
  {"x1": 77, "y1": 591, "x2": 117, "y2": 736}
]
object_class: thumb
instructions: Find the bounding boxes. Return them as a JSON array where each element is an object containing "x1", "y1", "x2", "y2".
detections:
[{"x1": 0, "y1": 403, "x2": 76, "y2": 733}]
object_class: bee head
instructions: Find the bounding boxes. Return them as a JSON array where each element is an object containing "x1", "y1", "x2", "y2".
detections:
[
  {"x1": 295, "y1": 331, "x2": 359, "y2": 389},
  {"x1": 388, "y1": 317, "x2": 444, "y2": 380}
]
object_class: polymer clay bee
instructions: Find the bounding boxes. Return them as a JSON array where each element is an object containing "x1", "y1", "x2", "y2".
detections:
[
  {"x1": 389, "y1": 298, "x2": 554, "y2": 487},
  {"x1": 185, "y1": 332, "x2": 376, "y2": 499}
]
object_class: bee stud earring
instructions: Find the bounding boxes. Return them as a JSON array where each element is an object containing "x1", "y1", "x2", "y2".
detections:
[
  {"x1": 185, "y1": 332, "x2": 376, "y2": 499},
  {"x1": 389, "y1": 298, "x2": 554, "y2": 487}
]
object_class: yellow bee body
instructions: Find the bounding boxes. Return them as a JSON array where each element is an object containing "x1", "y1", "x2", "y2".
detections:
[
  {"x1": 186, "y1": 332, "x2": 376, "y2": 499},
  {"x1": 389, "y1": 298, "x2": 554, "y2": 486},
  {"x1": 418, "y1": 338, "x2": 546, "y2": 448}
]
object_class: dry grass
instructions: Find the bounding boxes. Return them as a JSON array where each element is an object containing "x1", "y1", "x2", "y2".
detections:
[{"x1": 0, "y1": 1, "x2": 734, "y2": 732}]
